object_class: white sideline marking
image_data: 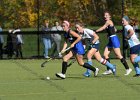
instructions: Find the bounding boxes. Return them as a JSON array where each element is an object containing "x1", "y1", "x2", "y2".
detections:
[
  {"x1": 0, "y1": 91, "x2": 80, "y2": 97},
  {"x1": 0, "y1": 81, "x2": 35, "y2": 85}
]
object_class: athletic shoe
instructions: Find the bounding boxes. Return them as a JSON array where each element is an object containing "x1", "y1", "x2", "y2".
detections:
[
  {"x1": 83, "y1": 69, "x2": 91, "y2": 77},
  {"x1": 56, "y1": 73, "x2": 66, "y2": 79},
  {"x1": 83, "y1": 72, "x2": 90, "y2": 77},
  {"x1": 124, "y1": 68, "x2": 132, "y2": 76},
  {"x1": 94, "y1": 68, "x2": 99, "y2": 77},
  {"x1": 133, "y1": 74, "x2": 140, "y2": 77},
  {"x1": 102, "y1": 69, "x2": 112, "y2": 75},
  {"x1": 44, "y1": 56, "x2": 50, "y2": 59}
]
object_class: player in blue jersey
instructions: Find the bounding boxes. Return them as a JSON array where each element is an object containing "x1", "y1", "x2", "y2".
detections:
[
  {"x1": 96, "y1": 11, "x2": 132, "y2": 75},
  {"x1": 122, "y1": 16, "x2": 140, "y2": 77},
  {"x1": 75, "y1": 23, "x2": 116, "y2": 77},
  {"x1": 56, "y1": 21, "x2": 99, "y2": 79}
]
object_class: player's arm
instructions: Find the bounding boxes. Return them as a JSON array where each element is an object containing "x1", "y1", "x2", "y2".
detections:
[
  {"x1": 70, "y1": 30, "x2": 81, "y2": 48},
  {"x1": 96, "y1": 21, "x2": 110, "y2": 32},
  {"x1": 92, "y1": 32, "x2": 99, "y2": 44},
  {"x1": 126, "y1": 29, "x2": 134, "y2": 39}
]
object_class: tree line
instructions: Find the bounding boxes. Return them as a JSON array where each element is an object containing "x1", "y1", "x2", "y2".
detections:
[{"x1": 0, "y1": 0, "x2": 140, "y2": 28}]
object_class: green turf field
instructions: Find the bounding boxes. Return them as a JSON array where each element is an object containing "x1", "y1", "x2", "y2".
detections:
[{"x1": 0, "y1": 59, "x2": 140, "y2": 100}]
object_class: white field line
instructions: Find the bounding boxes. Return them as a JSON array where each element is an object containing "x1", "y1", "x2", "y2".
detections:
[
  {"x1": 0, "y1": 81, "x2": 37, "y2": 85},
  {"x1": 0, "y1": 91, "x2": 80, "y2": 97}
]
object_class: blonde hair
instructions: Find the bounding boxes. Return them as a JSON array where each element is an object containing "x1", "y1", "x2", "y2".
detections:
[
  {"x1": 45, "y1": 20, "x2": 49, "y2": 23},
  {"x1": 75, "y1": 22, "x2": 85, "y2": 28}
]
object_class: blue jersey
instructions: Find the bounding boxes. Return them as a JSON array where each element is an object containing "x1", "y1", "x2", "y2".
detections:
[{"x1": 64, "y1": 29, "x2": 85, "y2": 55}]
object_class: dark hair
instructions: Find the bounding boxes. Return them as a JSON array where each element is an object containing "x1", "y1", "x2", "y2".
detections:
[
  {"x1": 130, "y1": 18, "x2": 139, "y2": 26},
  {"x1": 104, "y1": 11, "x2": 111, "y2": 16}
]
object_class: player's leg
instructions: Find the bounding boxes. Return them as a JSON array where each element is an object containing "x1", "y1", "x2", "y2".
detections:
[
  {"x1": 76, "y1": 54, "x2": 99, "y2": 77},
  {"x1": 83, "y1": 48, "x2": 96, "y2": 77},
  {"x1": 130, "y1": 45, "x2": 140, "y2": 77},
  {"x1": 56, "y1": 51, "x2": 73, "y2": 79},
  {"x1": 113, "y1": 48, "x2": 132, "y2": 75},
  {"x1": 94, "y1": 51, "x2": 116, "y2": 75},
  {"x1": 111, "y1": 35, "x2": 132, "y2": 75},
  {"x1": 130, "y1": 54, "x2": 140, "y2": 77},
  {"x1": 102, "y1": 47, "x2": 113, "y2": 75}
]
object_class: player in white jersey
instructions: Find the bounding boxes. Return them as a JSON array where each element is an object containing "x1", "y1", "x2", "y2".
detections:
[
  {"x1": 122, "y1": 16, "x2": 140, "y2": 77},
  {"x1": 75, "y1": 23, "x2": 116, "y2": 77}
]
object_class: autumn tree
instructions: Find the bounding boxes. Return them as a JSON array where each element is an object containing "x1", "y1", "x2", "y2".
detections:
[{"x1": 0, "y1": 0, "x2": 140, "y2": 28}]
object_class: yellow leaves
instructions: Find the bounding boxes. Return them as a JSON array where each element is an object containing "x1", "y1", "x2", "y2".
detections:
[
  {"x1": 1, "y1": 0, "x2": 139, "y2": 28},
  {"x1": 28, "y1": 13, "x2": 37, "y2": 26},
  {"x1": 82, "y1": 0, "x2": 90, "y2": 6},
  {"x1": 57, "y1": 0, "x2": 68, "y2": 5},
  {"x1": 24, "y1": 0, "x2": 34, "y2": 6},
  {"x1": 23, "y1": 0, "x2": 37, "y2": 27},
  {"x1": 57, "y1": 0, "x2": 64, "y2": 5}
]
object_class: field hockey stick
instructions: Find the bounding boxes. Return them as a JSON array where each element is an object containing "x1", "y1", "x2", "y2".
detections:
[
  {"x1": 41, "y1": 47, "x2": 71, "y2": 67},
  {"x1": 67, "y1": 58, "x2": 76, "y2": 67}
]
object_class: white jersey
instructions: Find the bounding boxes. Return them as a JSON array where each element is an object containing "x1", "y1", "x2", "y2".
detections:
[
  {"x1": 81, "y1": 28, "x2": 99, "y2": 44},
  {"x1": 124, "y1": 25, "x2": 140, "y2": 48},
  {"x1": 13, "y1": 29, "x2": 24, "y2": 44},
  {"x1": 17, "y1": 34, "x2": 23, "y2": 44}
]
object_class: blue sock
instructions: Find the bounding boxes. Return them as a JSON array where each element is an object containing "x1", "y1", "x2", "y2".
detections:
[
  {"x1": 105, "y1": 61, "x2": 115, "y2": 70},
  {"x1": 88, "y1": 60, "x2": 92, "y2": 66},
  {"x1": 101, "y1": 59, "x2": 114, "y2": 70},
  {"x1": 86, "y1": 60, "x2": 92, "y2": 73},
  {"x1": 134, "y1": 56, "x2": 140, "y2": 74},
  {"x1": 133, "y1": 63, "x2": 140, "y2": 74},
  {"x1": 134, "y1": 56, "x2": 140, "y2": 63}
]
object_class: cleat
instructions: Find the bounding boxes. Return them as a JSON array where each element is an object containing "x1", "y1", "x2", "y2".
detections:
[
  {"x1": 133, "y1": 74, "x2": 140, "y2": 77},
  {"x1": 102, "y1": 69, "x2": 112, "y2": 75},
  {"x1": 124, "y1": 68, "x2": 132, "y2": 76},
  {"x1": 83, "y1": 72, "x2": 91, "y2": 77},
  {"x1": 94, "y1": 68, "x2": 99, "y2": 77},
  {"x1": 56, "y1": 73, "x2": 66, "y2": 79},
  {"x1": 83, "y1": 69, "x2": 91, "y2": 77}
]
